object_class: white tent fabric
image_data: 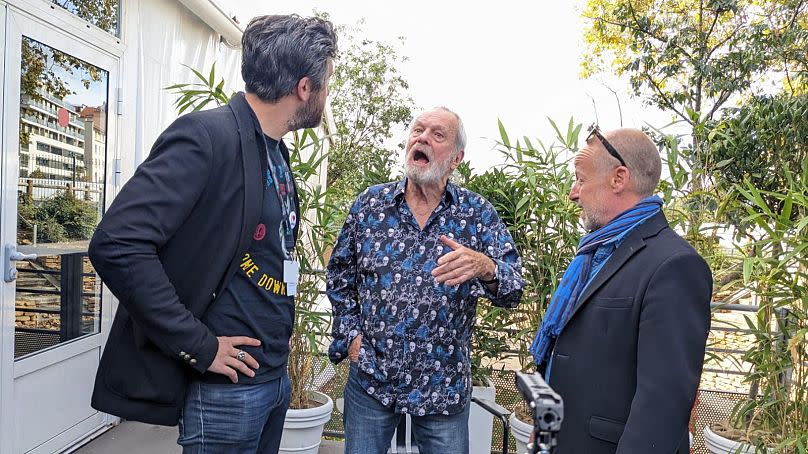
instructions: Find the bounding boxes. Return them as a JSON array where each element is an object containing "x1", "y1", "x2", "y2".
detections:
[
  {"x1": 117, "y1": 0, "x2": 329, "y2": 195},
  {"x1": 119, "y1": 0, "x2": 243, "y2": 176}
]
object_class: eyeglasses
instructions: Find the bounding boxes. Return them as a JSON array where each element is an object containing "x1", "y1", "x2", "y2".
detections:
[{"x1": 586, "y1": 124, "x2": 627, "y2": 167}]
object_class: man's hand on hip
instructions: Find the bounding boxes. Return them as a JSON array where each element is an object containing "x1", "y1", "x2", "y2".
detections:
[
  {"x1": 349, "y1": 334, "x2": 362, "y2": 363},
  {"x1": 432, "y1": 235, "x2": 496, "y2": 286},
  {"x1": 207, "y1": 336, "x2": 261, "y2": 383}
]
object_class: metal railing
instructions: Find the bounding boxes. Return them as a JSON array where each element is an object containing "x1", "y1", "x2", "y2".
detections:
[
  {"x1": 18, "y1": 178, "x2": 104, "y2": 202},
  {"x1": 300, "y1": 275, "x2": 795, "y2": 453},
  {"x1": 13, "y1": 252, "x2": 99, "y2": 358}
]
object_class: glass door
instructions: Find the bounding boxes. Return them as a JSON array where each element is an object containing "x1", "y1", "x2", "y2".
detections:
[{"x1": 0, "y1": 6, "x2": 117, "y2": 453}]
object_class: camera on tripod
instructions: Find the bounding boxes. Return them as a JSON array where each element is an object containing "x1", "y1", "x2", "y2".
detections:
[{"x1": 515, "y1": 372, "x2": 564, "y2": 454}]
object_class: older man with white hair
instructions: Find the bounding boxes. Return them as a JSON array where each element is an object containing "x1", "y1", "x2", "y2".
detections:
[{"x1": 327, "y1": 107, "x2": 524, "y2": 454}]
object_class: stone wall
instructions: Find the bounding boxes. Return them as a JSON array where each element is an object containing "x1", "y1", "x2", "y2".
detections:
[
  {"x1": 700, "y1": 309, "x2": 757, "y2": 393},
  {"x1": 14, "y1": 255, "x2": 100, "y2": 333}
]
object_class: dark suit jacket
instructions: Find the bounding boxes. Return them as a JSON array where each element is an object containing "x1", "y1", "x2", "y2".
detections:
[
  {"x1": 548, "y1": 212, "x2": 711, "y2": 453},
  {"x1": 88, "y1": 93, "x2": 298, "y2": 425}
]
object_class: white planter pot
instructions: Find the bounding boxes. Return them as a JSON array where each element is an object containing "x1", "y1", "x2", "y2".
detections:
[
  {"x1": 469, "y1": 379, "x2": 496, "y2": 454},
  {"x1": 703, "y1": 426, "x2": 772, "y2": 454},
  {"x1": 279, "y1": 390, "x2": 334, "y2": 454},
  {"x1": 509, "y1": 412, "x2": 532, "y2": 454}
]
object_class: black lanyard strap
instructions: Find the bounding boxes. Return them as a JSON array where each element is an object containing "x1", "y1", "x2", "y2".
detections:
[{"x1": 261, "y1": 134, "x2": 296, "y2": 259}]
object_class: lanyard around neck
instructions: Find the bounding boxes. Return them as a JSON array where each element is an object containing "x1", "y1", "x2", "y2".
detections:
[{"x1": 260, "y1": 133, "x2": 296, "y2": 259}]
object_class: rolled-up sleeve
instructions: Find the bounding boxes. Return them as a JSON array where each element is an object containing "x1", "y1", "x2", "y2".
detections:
[
  {"x1": 478, "y1": 201, "x2": 524, "y2": 308},
  {"x1": 327, "y1": 197, "x2": 363, "y2": 363}
]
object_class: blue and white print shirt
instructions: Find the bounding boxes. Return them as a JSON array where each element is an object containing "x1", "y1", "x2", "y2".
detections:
[{"x1": 327, "y1": 179, "x2": 524, "y2": 416}]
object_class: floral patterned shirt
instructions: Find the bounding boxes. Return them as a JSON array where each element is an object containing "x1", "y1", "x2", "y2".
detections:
[{"x1": 327, "y1": 179, "x2": 524, "y2": 416}]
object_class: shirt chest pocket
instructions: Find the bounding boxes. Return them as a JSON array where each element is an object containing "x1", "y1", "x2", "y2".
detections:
[{"x1": 590, "y1": 296, "x2": 634, "y2": 309}]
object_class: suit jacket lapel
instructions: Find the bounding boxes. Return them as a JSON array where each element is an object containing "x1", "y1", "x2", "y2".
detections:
[
  {"x1": 216, "y1": 93, "x2": 264, "y2": 295},
  {"x1": 567, "y1": 211, "x2": 669, "y2": 322}
]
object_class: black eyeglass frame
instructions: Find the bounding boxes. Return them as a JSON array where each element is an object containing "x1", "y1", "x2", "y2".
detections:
[{"x1": 586, "y1": 124, "x2": 627, "y2": 167}]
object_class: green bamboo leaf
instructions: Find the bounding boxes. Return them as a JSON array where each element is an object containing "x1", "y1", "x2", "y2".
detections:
[
  {"x1": 175, "y1": 92, "x2": 193, "y2": 107},
  {"x1": 742, "y1": 258, "x2": 752, "y2": 283},
  {"x1": 778, "y1": 196, "x2": 793, "y2": 227},
  {"x1": 548, "y1": 117, "x2": 565, "y2": 145},
  {"x1": 779, "y1": 243, "x2": 808, "y2": 266},
  {"x1": 714, "y1": 158, "x2": 733, "y2": 168},
  {"x1": 523, "y1": 137, "x2": 534, "y2": 152},
  {"x1": 516, "y1": 195, "x2": 530, "y2": 215},
  {"x1": 794, "y1": 216, "x2": 808, "y2": 234},
  {"x1": 187, "y1": 66, "x2": 208, "y2": 85},
  {"x1": 194, "y1": 98, "x2": 213, "y2": 112},
  {"x1": 498, "y1": 119, "x2": 510, "y2": 148},
  {"x1": 571, "y1": 122, "x2": 582, "y2": 148}
]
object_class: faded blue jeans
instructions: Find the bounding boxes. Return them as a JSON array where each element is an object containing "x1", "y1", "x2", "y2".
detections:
[
  {"x1": 343, "y1": 363, "x2": 470, "y2": 454},
  {"x1": 178, "y1": 374, "x2": 291, "y2": 454}
]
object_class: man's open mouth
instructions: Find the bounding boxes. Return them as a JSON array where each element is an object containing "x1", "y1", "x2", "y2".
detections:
[{"x1": 413, "y1": 150, "x2": 430, "y2": 164}]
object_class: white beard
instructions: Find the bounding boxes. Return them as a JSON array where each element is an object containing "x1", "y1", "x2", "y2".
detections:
[{"x1": 405, "y1": 154, "x2": 452, "y2": 185}]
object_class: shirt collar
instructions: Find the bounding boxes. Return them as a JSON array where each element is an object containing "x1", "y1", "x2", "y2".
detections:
[{"x1": 388, "y1": 178, "x2": 458, "y2": 208}]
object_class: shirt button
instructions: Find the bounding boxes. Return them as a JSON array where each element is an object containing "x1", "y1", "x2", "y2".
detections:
[
  {"x1": 183, "y1": 354, "x2": 191, "y2": 361},
  {"x1": 179, "y1": 351, "x2": 186, "y2": 357},
  {"x1": 189, "y1": 359, "x2": 197, "y2": 366}
]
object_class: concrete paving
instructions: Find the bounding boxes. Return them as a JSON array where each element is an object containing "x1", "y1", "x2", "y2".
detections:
[{"x1": 74, "y1": 421, "x2": 344, "y2": 454}]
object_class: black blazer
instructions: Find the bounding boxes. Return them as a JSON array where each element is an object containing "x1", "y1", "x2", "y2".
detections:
[
  {"x1": 547, "y1": 212, "x2": 711, "y2": 453},
  {"x1": 88, "y1": 93, "x2": 298, "y2": 425}
]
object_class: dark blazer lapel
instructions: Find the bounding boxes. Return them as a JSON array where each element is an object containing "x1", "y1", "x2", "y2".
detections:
[
  {"x1": 216, "y1": 92, "x2": 265, "y2": 294},
  {"x1": 230, "y1": 93, "x2": 265, "y2": 232},
  {"x1": 567, "y1": 211, "x2": 670, "y2": 322}
]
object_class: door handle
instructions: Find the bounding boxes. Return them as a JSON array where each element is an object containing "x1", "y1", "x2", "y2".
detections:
[{"x1": 5, "y1": 244, "x2": 38, "y2": 282}]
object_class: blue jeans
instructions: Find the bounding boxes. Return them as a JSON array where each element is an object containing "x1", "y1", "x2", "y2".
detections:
[
  {"x1": 343, "y1": 363, "x2": 470, "y2": 454},
  {"x1": 178, "y1": 374, "x2": 291, "y2": 454}
]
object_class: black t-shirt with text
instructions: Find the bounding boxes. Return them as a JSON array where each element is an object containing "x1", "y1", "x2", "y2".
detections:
[{"x1": 201, "y1": 136, "x2": 295, "y2": 384}]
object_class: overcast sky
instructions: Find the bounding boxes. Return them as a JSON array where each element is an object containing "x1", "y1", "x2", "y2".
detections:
[{"x1": 225, "y1": 0, "x2": 673, "y2": 170}]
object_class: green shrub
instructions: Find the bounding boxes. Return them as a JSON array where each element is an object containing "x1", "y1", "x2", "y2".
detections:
[
  {"x1": 726, "y1": 167, "x2": 808, "y2": 452},
  {"x1": 39, "y1": 193, "x2": 97, "y2": 240},
  {"x1": 18, "y1": 191, "x2": 98, "y2": 243},
  {"x1": 462, "y1": 119, "x2": 581, "y2": 374}
]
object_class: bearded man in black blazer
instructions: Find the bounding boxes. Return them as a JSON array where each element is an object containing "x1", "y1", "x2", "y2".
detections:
[
  {"x1": 88, "y1": 15, "x2": 337, "y2": 454},
  {"x1": 530, "y1": 127, "x2": 712, "y2": 453}
]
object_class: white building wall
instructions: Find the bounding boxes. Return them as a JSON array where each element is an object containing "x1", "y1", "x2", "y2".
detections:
[
  {"x1": 117, "y1": 0, "x2": 243, "y2": 181},
  {"x1": 93, "y1": 130, "x2": 106, "y2": 183}
]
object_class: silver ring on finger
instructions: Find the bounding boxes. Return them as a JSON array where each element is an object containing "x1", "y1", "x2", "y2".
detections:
[{"x1": 236, "y1": 350, "x2": 246, "y2": 362}]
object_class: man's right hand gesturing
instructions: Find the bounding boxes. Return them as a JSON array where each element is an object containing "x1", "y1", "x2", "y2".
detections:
[{"x1": 207, "y1": 336, "x2": 261, "y2": 383}]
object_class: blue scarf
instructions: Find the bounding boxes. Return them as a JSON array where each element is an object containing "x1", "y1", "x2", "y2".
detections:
[{"x1": 529, "y1": 196, "x2": 663, "y2": 367}]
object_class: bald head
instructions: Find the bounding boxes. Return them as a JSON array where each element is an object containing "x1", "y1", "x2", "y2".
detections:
[{"x1": 593, "y1": 128, "x2": 661, "y2": 197}]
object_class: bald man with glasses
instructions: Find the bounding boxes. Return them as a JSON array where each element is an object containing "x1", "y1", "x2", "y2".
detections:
[{"x1": 529, "y1": 126, "x2": 712, "y2": 453}]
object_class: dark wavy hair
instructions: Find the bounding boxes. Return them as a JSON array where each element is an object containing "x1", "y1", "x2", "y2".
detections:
[{"x1": 241, "y1": 15, "x2": 338, "y2": 102}]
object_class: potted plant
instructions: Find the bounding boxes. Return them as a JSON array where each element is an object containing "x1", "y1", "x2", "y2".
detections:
[
  {"x1": 278, "y1": 129, "x2": 341, "y2": 454},
  {"x1": 278, "y1": 274, "x2": 334, "y2": 454},
  {"x1": 469, "y1": 300, "x2": 510, "y2": 454},
  {"x1": 510, "y1": 404, "x2": 534, "y2": 454},
  {"x1": 458, "y1": 120, "x2": 581, "y2": 451}
]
